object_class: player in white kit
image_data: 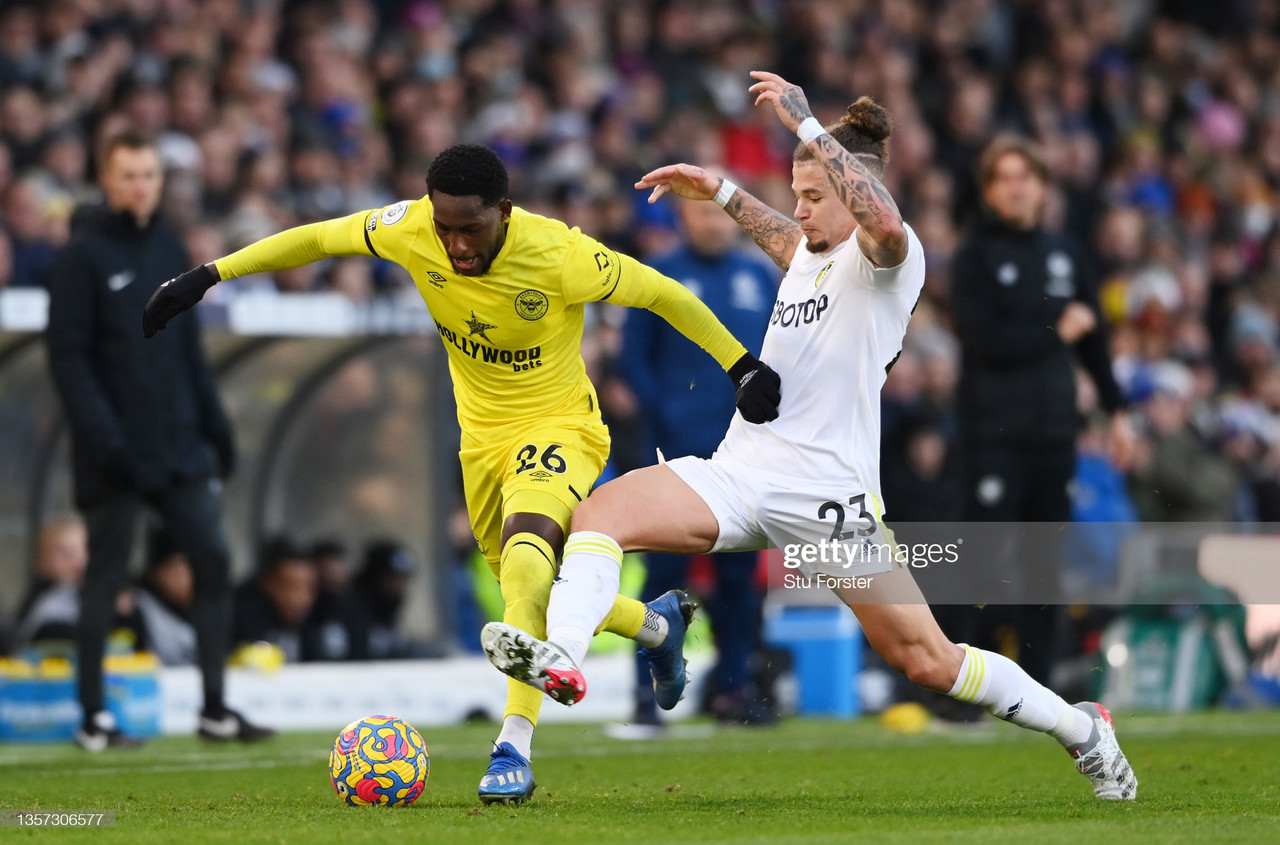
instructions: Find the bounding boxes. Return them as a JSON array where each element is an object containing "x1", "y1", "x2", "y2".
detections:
[{"x1": 482, "y1": 71, "x2": 1137, "y2": 800}]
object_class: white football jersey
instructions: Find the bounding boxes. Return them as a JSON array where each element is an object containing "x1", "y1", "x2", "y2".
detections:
[{"x1": 716, "y1": 225, "x2": 926, "y2": 500}]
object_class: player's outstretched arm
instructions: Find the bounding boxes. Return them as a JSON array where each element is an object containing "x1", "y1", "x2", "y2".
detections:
[
  {"x1": 617, "y1": 257, "x2": 782, "y2": 423},
  {"x1": 748, "y1": 70, "x2": 907, "y2": 268},
  {"x1": 142, "y1": 211, "x2": 374, "y2": 337},
  {"x1": 563, "y1": 234, "x2": 782, "y2": 424},
  {"x1": 636, "y1": 164, "x2": 800, "y2": 271}
]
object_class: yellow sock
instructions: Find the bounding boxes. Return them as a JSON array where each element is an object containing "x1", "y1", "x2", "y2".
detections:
[
  {"x1": 596, "y1": 594, "x2": 645, "y2": 638},
  {"x1": 497, "y1": 532, "x2": 557, "y2": 723},
  {"x1": 504, "y1": 679, "x2": 544, "y2": 725}
]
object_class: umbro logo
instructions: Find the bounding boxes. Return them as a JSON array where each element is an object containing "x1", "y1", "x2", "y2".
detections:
[
  {"x1": 528, "y1": 470, "x2": 553, "y2": 480},
  {"x1": 107, "y1": 270, "x2": 135, "y2": 292}
]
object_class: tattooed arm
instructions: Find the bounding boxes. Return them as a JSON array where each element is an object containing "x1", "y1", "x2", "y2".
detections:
[
  {"x1": 808, "y1": 132, "x2": 907, "y2": 267},
  {"x1": 748, "y1": 71, "x2": 907, "y2": 268},
  {"x1": 722, "y1": 189, "x2": 800, "y2": 270},
  {"x1": 635, "y1": 163, "x2": 801, "y2": 270}
]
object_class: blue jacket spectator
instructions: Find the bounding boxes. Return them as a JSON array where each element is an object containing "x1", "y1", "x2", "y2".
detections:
[
  {"x1": 1066, "y1": 440, "x2": 1140, "y2": 592},
  {"x1": 617, "y1": 204, "x2": 778, "y2": 461}
]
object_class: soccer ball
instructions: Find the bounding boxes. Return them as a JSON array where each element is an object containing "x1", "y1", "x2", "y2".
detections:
[{"x1": 329, "y1": 715, "x2": 429, "y2": 807}]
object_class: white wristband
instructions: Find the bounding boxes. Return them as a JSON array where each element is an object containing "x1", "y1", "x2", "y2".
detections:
[
  {"x1": 713, "y1": 177, "x2": 738, "y2": 208},
  {"x1": 796, "y1": 116, "x2": 827, "y2": 145}
]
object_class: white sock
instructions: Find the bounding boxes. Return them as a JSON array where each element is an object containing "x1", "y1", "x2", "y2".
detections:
[
  {"x1": 948, "y1": 644, "x2": 1092, "y2": 747},
  {"x1": 546, "y1": 531, "x2": 623, "y2": 667},
  {"x1": 547, "y1": 626, "x2": 592, "y2": 668},
  {"x1": 495, "y1": 715, "x2": 534, "y2": 759}
]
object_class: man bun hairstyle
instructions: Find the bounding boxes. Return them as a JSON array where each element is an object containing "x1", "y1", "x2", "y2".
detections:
[
  {"x1": 795, "y1": 96, "x2": 892, "y2": 178},
  {"x1": 426, "y1": 143, "x2": 510, "y2": 207},
  {"x1": 843, "y1": 97, "x2": 892, "y2": 146}
]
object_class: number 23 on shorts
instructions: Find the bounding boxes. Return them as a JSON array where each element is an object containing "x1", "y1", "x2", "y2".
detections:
[{"x1": 817, "y1": 493, "x2": 876, "y2": 541}]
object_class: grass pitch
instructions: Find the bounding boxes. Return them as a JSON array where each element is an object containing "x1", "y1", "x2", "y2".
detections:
[{"x1": 2, "y1": 710, "x2": 1277, "y2": 844}]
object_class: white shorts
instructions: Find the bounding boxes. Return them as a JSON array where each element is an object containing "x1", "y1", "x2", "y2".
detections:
[{"x1": 663, "y1": 453, "x2": 898, "y2": 578}]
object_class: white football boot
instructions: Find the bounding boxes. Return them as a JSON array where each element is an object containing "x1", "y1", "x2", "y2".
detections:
[
  {"x1": 1066, "y1": 702, "x2": 1138, "y2": 800},
  {"x1": 481, "y1": 622, "x2": 586, "y2": 706}
]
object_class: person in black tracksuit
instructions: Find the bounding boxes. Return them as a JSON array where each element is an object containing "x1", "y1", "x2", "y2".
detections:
[
  {"x1": 45, "y1": 132, "x2": 270, "y2": 748},
  {"x1": 943, "y1": 135, "x2": 1131, "y2": 692}
]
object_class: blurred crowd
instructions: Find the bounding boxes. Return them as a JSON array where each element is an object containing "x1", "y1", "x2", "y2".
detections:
[
  {"x1": 1, "y1": 0, "x2": 1279, "y2": 535},
  {"x1": 6, "y1": 516, "x2": 422, "y2": 664}
]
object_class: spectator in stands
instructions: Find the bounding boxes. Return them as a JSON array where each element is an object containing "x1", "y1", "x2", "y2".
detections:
[
  {"x1": 0, "y1": 4, "x2": 43, "y2": 91},
  {"x1": 309, "y1": 538, "x2": 357, "y2": 661},
  {"x1": 0, "y1": 84, "x2": 46, "y2": 172},
  {"x1": 881, "y1": 411, "x2": 957, "y2": 525},
  {"x1": 131, "y1": 528, "x2": 197, "y2": 667},
  {"x1": 2, "y1": 173, "x2": 63, "y2": 287},
  {"x1": 448, "y1": 498, "x2": 494, "y2": 655},
  {"x1": 1065, "y1": 413, "x2": 1141, "y2": 595},
  {"x1": 1130, "y1": 362, "x2": 1237, "y2": 522},
  {"x1": 234, "y1": 537, "x2": 322, "y2": 664},
  {"x1": 1228, "y1": 364, "x2": 1280, "y2": 520},
  {"x1": 348, "y1": 540, "x2": 415, "y2": 660},
  {"x1": 10, "y1": 518, "x2": 89, "y2": 652},
  {"x1": 41, "y1": 125, "x2": 92, "y2": 204}
]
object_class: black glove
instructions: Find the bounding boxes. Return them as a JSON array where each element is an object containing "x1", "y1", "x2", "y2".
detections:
[
  {"x1": 208, "y1": 426, "x2": 236, "y2": 479},
  {"x1": 142, "y1": 263, "x2": 218, "y2": 338},
  {"x1": 728, "y1": 352, "x2": 781, "y2": 424}
]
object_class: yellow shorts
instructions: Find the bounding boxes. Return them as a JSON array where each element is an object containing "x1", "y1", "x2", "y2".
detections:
[{"x1": 459, "y1": 419, "x2": 610, "y2": 567}]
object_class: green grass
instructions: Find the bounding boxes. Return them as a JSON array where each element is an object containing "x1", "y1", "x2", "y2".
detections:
[{"x1": 2, "y1": 711, "x2": 1278, "y2": 843}]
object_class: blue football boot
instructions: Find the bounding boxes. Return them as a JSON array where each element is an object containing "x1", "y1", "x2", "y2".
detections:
[
  {"x1": 639, "y1": 590, "x2": 697, "y2": 711},
  {"x1": 478, "y1": 741, "x2": 536, "y2": 805}
]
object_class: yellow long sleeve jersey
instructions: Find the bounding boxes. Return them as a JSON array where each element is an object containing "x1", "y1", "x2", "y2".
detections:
[{"x1": 214, "y1": 197, "x2": 747, "y2": 431}]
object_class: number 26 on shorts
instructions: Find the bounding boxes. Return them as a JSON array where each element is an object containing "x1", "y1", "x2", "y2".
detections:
[{"x1": 515, "y1": 443, "x2": 568, "y2": 475}]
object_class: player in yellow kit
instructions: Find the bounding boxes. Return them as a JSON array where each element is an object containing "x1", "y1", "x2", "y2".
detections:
[{"x1": 142, "y1": 144, "x2": 781, "y2": 804}]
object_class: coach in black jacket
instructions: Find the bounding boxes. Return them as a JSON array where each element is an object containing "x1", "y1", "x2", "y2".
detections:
[
  {"x1": 46, "y1": 131, "x2": 269, "y2": 749},
  {"x1": 944, "y1": 135, "x2": 1133, "y2": 689}
]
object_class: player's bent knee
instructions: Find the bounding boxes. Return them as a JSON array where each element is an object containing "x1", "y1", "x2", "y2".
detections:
[
  {"x1": 567, "y1": 491, "x2": 625, "y2": 535},
  {"x1": 501, "y1": 490, "x2": 572, "y2": 551},
  {"x1": 497, "y1": 542, "x2": 554, "y2": 637},
  {"x1": 498, "y1": 532, "x2": 556, "y2": 607}
]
